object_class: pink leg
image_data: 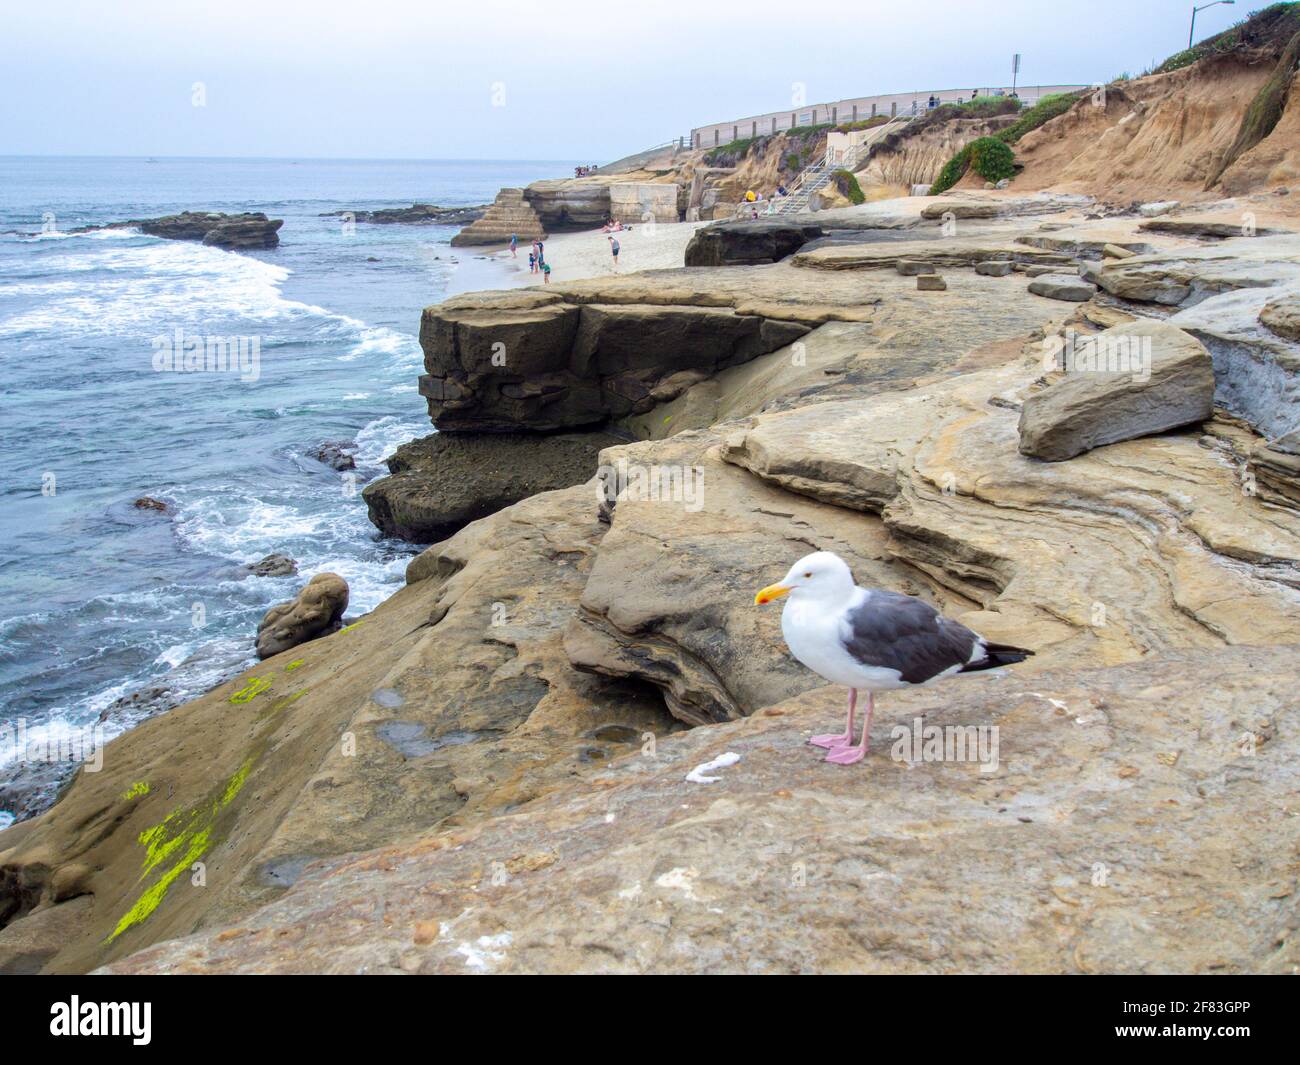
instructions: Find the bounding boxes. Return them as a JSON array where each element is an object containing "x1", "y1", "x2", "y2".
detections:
[
  {"x1": 826, "y1": 692, "x2": 874, "y2": 765},
  {"x1": 810, "y1": 689, "x2": 856, "y2": 749}
]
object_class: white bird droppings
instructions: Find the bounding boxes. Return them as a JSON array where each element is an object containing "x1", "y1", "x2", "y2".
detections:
[{"x1": 686, "y1": 751, "x2": 740, "y2": 784}]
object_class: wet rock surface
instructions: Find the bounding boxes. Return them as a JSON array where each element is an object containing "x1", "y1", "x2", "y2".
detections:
[{"x1": 362, "y1": 430, "x2": 622, "y2": 543}]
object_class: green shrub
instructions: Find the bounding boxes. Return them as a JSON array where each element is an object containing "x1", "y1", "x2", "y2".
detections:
[
  {"x1": 930, "y1": 144, "x2": 974, "y2": 194},
  {"x1": 832, "y1": 169, "x2": 866, "y2": 204},
  {"x1": 969, "y1": 137, "x2": 1016, "y2": 182},
  {"x1": 995, "y1": 92, "x2": 1084, "y2": 143}
]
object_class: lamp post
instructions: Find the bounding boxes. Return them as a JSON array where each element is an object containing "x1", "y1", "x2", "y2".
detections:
[{"x1": 1189, "y1": 1, "x2": 1235, "y2": 51}]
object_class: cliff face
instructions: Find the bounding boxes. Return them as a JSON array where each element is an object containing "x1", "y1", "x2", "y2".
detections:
[{"x1": 857, "y1": 115, "x2": 1017, "y2": 189}]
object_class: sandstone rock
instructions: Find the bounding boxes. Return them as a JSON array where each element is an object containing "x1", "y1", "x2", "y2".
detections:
[
  {"x1": 920, "y1": 200, "x2": 998, "y2": 220},
  {"x1": 722, "y1": 359, "x2": 1300, "y2": 663},
  {"x1": 362, "y1": 430, "x2": 622, "y2": 542},
  {"x1": 799, "y1": 238, "x2": 1070, "y2": 273},
  {"x1": 1102, "y1": 243, "x2": 1136, "y2": 259},
  {"x1": 246, "y1": 554, "x2": 298, "y2": 578},
  {"x1": 201, "y1": 217, "x2": 284, "y2": 250},
  {"x1": 418, "y1": 288, "x2": 809, "y2": 432},
  {"x1": 1259, "y1": 292, "x2": 1300, "y2": 341},
  {"x1": 450, "y1": 189, "x2": 546, "y2": 247},
  {"x1": 975, "y1": 260, "x2": 1015, "y2": 276},
  {"x1": 1092, "y1": 235, "x2": 1300, "y2": 307},
  {"x1": 564, "y1": 432, "x2": 971, "y2": 726},
  {"x1": 95, "y1": 646, "x2": 1300, "y2": 975},
  {"x1": 1249, "y1": 428, "x2": 1300, "y2": 509},
  {"x1": 1018, "y1": 321, "x2": 1215, "y2": 461},
  {"x1": 255, "y1": 573, "x2": 349, "y2": 659},
  {"x1": 917, "y1": 275, "x2": 947, "y2": 291},
  {"x1": 130, "y1": 211, "x2": 283, "y2": 249},
  {"x1": 1028, "y1": 274, "x2": 1097, "y2": 302},
  {"x1": 1139, "y1": 218, "x2": 1282, "y2": 239},
  {"x1": 524, "y1": 178, "x2": 614, "y2": 229},
  {"x1": 131, "y1": 496, "x2": 169, "y2": 513},
  {"x1": 1168, "y1": 284, "x2": 1300, "y2": 439},
  {"x1": 896, "y1": 259, "x2": 937, "y2": 276},
  {"x1": 683, "y1": 221, "x2": 823, "y2": 266},
  {"x1": 1138, "y1": 200, "x2": 1180, "y2": 217}
]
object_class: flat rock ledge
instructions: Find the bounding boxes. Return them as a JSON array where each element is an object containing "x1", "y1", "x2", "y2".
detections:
[{"x1": 97, "y1": 646, "x2": 1300, "y2": 975}]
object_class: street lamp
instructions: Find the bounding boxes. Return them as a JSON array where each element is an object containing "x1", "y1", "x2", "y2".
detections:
[{"x1": 1189, "y1": 1, "x2": 1235, "y2": 51}]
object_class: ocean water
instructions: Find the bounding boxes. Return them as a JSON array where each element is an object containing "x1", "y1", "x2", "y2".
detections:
[{"x1": 0, "y1": 155, "x2": 573, "y2": 824}]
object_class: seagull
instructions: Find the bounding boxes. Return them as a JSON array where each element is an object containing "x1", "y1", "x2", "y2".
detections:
[{"x1": 755, "y1": 551, "x2": 1033, "y2": 765}]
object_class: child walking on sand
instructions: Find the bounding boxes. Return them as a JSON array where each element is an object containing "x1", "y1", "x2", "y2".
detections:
[
  {"x1": 509, "y1": 233, "x2": 517, "y2": 258},
  {"x1": 542, "y1": 261, "x2": 552, "y2": 283},
  {"x1": 608, "y1": 235, "x2": 619, "y2": 270},
  {"x1": 528, "y1": 250, "x2": 536, "y2": 273}
]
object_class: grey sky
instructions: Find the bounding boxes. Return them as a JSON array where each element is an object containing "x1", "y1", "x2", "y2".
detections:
[{"x1": 2, "y1": 0, "x2": 1246, "y2": 160}]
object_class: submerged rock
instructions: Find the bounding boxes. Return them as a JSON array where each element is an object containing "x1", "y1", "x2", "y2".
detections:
[
  {"x1": 306, "y1": 440, "x2": 357, "y2": 471},
  {"x1": 254, "y1": 573, "x2": 349, "y2": 659},
  {"x1": 246, "y1": 554, "x2": 299, "y2": 578},
  {"x1": 131, "y1": 496, "x2": 169, "y2": 513},
  {"x1": 1018, "y1": 320, "x2": 1215, "y2": 461},
  {"x1": 323, "y1": 204, "x2": 485, "y2": 226}
]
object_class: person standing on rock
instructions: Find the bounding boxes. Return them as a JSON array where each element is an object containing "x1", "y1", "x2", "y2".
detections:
[{"x1": 608, "y1": 235, "x2": 619, "y2": 270}]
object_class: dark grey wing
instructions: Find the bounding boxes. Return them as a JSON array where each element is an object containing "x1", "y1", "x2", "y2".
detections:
[{"x1": 841, "y1": 590, "x2": 982, "y2": 684}]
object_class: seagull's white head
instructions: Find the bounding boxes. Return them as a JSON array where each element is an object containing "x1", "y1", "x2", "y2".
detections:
[{"x1": 754, "y1": 551, "x2": 857, "y2": 607}]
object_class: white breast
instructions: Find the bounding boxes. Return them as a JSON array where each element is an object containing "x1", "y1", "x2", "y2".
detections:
[{"x1": 780, "y1": 593, "x2": 907, "y2": 691}]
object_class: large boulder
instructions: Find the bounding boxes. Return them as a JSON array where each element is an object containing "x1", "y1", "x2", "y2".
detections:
[
  {"x1": 362, "y1": 430, "x2": 622, "y2": 542},
  {"x1": 1018, "y1": 320, "x2": 1215, "y2": 461},
  {"x1": 254, "y1": 573, "x2": 349, "y2": 659},
  {"x1": 683, "y1": 221, "x2": 824, "y2": 267}
]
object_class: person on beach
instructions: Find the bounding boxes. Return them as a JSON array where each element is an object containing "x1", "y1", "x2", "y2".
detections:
[
  {"x1": 536, "y1": 240, "x2": 544, "y2": 265},
  {"x1": 509, "y1": 233, "x2": 517, "y2": 257},
  {"x1": 608, "y1": 235, "x2": 619, "y2": 270},
  {"x1": 542, "y1": 261, "x2": 552, "y2": 283},
  {"x1": 528, "y1": 250, "x2": 536, "y2": 273}
]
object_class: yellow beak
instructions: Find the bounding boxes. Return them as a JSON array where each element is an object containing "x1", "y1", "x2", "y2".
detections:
[{"x1": 754, "y1": 583, "x2": 791, "y2": 606}]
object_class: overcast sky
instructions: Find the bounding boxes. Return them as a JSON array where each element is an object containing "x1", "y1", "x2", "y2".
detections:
[{"x1": 2, "y1": 0, "x2": 1247, "y2": 160}]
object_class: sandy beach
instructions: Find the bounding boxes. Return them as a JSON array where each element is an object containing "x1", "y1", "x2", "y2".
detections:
[{"x1": 486, "y1": 219, "x2": 711, "y2": 287}]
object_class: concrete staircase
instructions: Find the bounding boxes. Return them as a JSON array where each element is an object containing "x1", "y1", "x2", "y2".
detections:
[
  {"x1": 769, "y1": 117, "x2": 909, "y2": 216},
  {"x1": 450, "y1": 188, "x2": 547, "y2": 247}
]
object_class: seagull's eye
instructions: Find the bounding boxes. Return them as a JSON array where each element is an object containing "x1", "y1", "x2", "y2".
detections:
[{"x1": 803, "y1": 572, "x2": 812, "y2": 578}]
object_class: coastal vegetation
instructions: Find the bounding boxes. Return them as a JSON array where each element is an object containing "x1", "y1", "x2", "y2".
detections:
[
  {"x1": 929, "y1": 91, "x2": 1085, "y2": 193},
  {"x1": 831, "y1": 168, "x2": 866, "y2": 204}
]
